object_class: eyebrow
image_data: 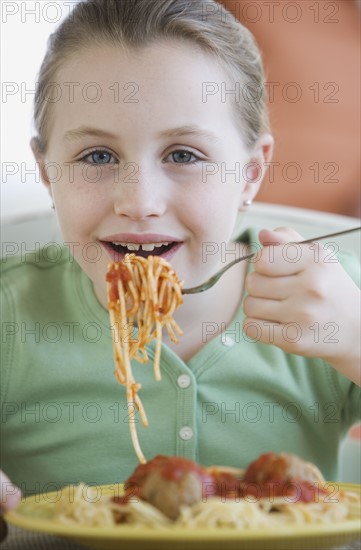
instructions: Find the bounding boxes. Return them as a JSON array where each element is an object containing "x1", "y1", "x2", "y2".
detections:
[
  {"x1": 63, "y1": 127, "x2": 119, "y2": 142},
  {"x1": 157, "y1": 125, "x2": 221, "y2": 143},
  {"x1": 63, "y1": 125, "x2": 221, "y2": 143}
]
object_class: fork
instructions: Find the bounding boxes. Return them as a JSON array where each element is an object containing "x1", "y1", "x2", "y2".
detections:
[{"x1": 182, "y1": 226, "x2": 361, "y2": 294}]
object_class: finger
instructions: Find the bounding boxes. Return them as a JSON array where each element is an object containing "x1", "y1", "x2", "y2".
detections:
[
  {"x1": 255, "y1": 241, "x2": 323, "y2": 277},
  {"x1": 243, "y1": 318, "x2": 304, "y2": 352},
  {"x1": 257, "y1": 227, "x2": 310, "y2": 277},
  {"x1": 259, "y1": 227, "x2": 305, "y2": 246},
  {"x1": 245, "y1": 272, "x2": 296, "y2": 300},
  {"x1": 0, "y1": 471, "x2": 21, "y2": 511},
  {"x1": 243, "y1": 295, "x2": 284, "y2": 323}
]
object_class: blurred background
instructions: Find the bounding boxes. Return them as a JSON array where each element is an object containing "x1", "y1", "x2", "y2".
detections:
[
  {"x1": 2, "y1": 0, "x2": 360, "y2": 219},
  {"x1": 220, "y1": 0, "x2": 361, "y2": 217},
  {"x1": 2, "y1": 1, "x2": 77, "y2": 219}
]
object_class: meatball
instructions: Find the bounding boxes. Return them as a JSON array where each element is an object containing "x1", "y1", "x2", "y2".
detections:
[
  {"x1": 122, "y1": 455, "x2": 215, "y2": 519},
  {"x1": 243, "y1": 452, "x2": 324, "y2": 485},
  {"x1": 141, "y1": 469, "x2": 204, "y2": 520}
]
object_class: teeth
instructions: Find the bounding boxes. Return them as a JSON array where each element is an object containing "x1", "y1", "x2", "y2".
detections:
[
  {"x1": 112, "y1": 241, "x2": 171, "y2": 251},
  {"x1": 141, "y1": 244, "x2": 155, "y2": 252},
  {"x1": 140, "y1": 242, "x2": 170, "y2": 250}
]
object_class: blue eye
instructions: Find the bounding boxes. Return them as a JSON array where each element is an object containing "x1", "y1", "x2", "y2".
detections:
[
  {"x1": 92, "y1": 151, "x2": 112, "y2": 164},
  {"x1": 80, "y1": 150, "x2": 117, "y2": 165},
  {"x1": 171, "y1": 150, "x2": 199, "y2": 164}
]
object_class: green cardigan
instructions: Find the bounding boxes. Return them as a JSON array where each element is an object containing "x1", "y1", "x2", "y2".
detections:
[{"x1": 1, "y1": 229, "x2": 360, "y2": 495}]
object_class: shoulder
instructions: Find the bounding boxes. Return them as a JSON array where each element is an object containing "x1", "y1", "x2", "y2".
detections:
[
  {"x1": 1, "y1": 244, "x2": 72, "y2": 275},
  {"x1": 0, "y1": 245, "x2": 78, "y2": 364},
  {"x1": 1, "y1": 245, "x2": 75, "y2": 299},
  {"x1": 0, "y1": 246, "x2": 83, "y2": 402},
  {"x1": 1, "y1": 246, "x2": 85, "y2": 350}
]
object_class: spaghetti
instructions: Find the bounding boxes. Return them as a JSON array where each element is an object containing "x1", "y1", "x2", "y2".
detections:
[
  {"x1": 119, "y1": 492, "x2": 360, "y2": 528},
  {"x1": 107, "y1": 453, "x2": 361, "y2": 527},
  {"x1": 106, "y1": 255, "x2": 184, "y2": 463},
  {"x1": 50, "y1": 454, "x2": 360, "y2": 530}
]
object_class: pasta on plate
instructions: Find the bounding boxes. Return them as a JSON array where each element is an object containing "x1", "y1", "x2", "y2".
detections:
[{"x1": 50, "y1": 453, "x2": 360, "y2": 530}]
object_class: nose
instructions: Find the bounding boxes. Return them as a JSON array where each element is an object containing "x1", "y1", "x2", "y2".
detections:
[{"x1": 113, "y1": 166, "x2": 167, "y2": 220}]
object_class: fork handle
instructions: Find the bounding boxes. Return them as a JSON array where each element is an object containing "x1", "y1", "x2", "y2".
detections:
[
  {"x1": 182, "y1": 226, "x2": 361, "y2": 294},
  {"x1": 297, "y1": 226, "x2": 361, "y2": 244}
]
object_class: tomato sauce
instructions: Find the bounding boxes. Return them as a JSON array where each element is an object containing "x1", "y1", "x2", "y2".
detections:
[
  {"x1": 106, "y1": 263, "x2": 132, "y2": 304},
  {"x1": 112, "y1": 453, "x2": 328, "y2": 508},
  {"x1": 242, "y1": 452, "x2": 328, "y2": 503}
]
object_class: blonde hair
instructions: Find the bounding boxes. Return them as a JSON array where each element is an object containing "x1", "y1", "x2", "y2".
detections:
[{"x1": 33, "y1": 0, "x2": 269, "y2": 154}]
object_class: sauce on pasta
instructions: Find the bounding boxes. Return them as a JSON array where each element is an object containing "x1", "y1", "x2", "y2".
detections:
[
  {"x1": 50, "y1": 453, "x2": 361, "y2": 529},
  {"x1": 106, "y1": 255, "x2": 184, "y2": 463}
]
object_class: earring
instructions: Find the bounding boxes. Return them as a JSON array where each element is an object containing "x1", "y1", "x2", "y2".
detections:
[
  {"x1": 243, "y1": 199, "x2": 252, "y2": 207},
  {"x1": 51, "y1": 203, "x2": 55, "y2": 210}
]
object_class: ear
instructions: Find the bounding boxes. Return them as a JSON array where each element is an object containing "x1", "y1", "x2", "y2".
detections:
[
  {"x1": 239, "y1": 133, "x2": 274, "y2": 212},
  {"x1": 30, "y1": 137, "x2": 53, "y2": 201}
]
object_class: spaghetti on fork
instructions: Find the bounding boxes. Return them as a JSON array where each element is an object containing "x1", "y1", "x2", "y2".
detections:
[{"x1": 106, "y1": 254, "x2": 184, "y2": 463}]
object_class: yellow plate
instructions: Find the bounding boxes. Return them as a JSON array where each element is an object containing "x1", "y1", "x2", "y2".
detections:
[{"x1": 5, "y1": 483, "x2": 361, "y2": 550}]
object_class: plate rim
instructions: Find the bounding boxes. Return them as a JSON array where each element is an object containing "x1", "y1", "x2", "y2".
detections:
[{"x1": 5, "y1": 482, "x2": 361, "y2": 542}]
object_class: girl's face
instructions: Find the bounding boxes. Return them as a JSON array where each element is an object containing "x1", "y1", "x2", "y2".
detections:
[{"x1": 34, "y1": 41, "x2": 272, "y2": 307}]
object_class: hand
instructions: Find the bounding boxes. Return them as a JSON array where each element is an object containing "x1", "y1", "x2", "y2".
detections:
[
  {"x1": 243, "y1": 227, "x2": 361, "y2": 385},
  {"x1": 0, "y1": 470, "x2": 22, "y2": 543}
]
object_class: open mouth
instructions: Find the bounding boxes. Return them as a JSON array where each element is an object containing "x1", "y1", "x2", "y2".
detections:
[
  {"x1": 101, "y1": 240, "x2": 182, "y2": 262},
  {"x1": 110, "y1": 242, "x2": 176, "y2": 258}
]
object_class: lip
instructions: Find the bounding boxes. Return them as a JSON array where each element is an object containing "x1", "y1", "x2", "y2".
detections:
[{"x1": 99, "y1": 235, "x2": 184, "y2": 263}]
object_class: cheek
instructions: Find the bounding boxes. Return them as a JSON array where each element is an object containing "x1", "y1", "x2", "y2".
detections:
[
  {"x1": 52, "y1": 181, "x2": 107, "y2": 240},
  {"x1": 179, "y1": 183, "x2": 241, "y2": 234}
]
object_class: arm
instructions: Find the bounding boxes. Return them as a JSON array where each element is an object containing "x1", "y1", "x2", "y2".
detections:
[{"x1": 243, "y1": 227, "x2": 361, "y2": 386}]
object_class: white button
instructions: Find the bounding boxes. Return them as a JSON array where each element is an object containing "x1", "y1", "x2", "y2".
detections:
[
  {"x1": 179, "y1": 426, "x2": 193, "y2": 441},
  {"x1": 177, "y1": 374, "x2": 191, "y2": 389},
  {"x1": 222, "y1": 335, "x2": 235, "y2": 347}
]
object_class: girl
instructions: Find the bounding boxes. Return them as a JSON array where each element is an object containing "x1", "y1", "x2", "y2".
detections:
[{"x1": 1, "y1": 0, "x2": 360, "y2": 512}]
